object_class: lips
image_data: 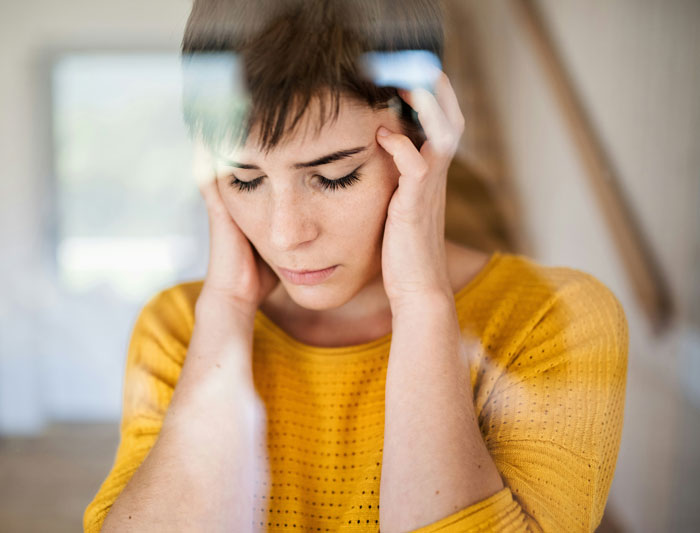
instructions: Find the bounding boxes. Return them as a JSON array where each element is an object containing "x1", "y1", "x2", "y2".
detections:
[
  {"x1": 278, "y1": 265, "x2": 338, "y2": 285},
  {"x1": 281, "y1": 267, "x2": 327, "y2": 274}
]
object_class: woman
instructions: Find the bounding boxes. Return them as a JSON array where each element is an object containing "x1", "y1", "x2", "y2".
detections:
[{"x1": 84, "y1": 1, "x2": 629, "y2": 532}]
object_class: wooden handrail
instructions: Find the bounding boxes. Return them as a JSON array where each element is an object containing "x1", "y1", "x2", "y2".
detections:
[{"x1": 513, "y1": 0, "x2": 675, "y2": 332}]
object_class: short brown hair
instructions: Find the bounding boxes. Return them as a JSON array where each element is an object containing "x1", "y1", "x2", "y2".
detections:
[{"x1": 181, "y1": 0, "x2": 444, "y2": 152}]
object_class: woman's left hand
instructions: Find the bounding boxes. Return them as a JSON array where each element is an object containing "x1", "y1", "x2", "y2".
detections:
[{"x1": 377, "y1": 71, "x2": 465, "y2": 314}]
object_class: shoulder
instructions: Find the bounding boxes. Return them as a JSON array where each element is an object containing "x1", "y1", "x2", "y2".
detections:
[
  {"x1": 127, "y1": 279, "x2": 204, "y2": 365},
  {"x1": 456, "y1": 250, "x2": 628, "y2": 394},
  {"x1": 449, "y1": 243, "x2": 626, "y2": 322},
  {"x1": 444, "y1": 242, "x2": 620, "y2": 311},
  {"x1": 141, "y1": 278, "x2": 204, "y2": 315},
  {"x1": 502, "y1": 254, "x2": 627, "y2": 329},
  {"x1": 513, "y1": 258, "x2": 628, "y2": 360},
  {"x1": 137, "y1": 279, "x2": 204, "y2": 329},
  {"x1": 502, "y1": 254, "x2": 628, "y2": 346},
  {"x1": 485, "y1": 254, "x2": 628, "y2": 384}
]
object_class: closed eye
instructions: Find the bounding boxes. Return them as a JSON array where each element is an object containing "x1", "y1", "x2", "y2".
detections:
[
  {"x1": 315, "y1": 168, "x2": 362, "y2": 191},
  {"x1": 228, "y1": 166, "x2": 363, "y2": 193},
  {"x1": 228, "y1": 175, "x2": 263, "y2": 193}
]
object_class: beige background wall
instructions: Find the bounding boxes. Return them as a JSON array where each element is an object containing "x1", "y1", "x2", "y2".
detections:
[{"x1": 463, "y1": 1, "x2": 700, "y2": 530}]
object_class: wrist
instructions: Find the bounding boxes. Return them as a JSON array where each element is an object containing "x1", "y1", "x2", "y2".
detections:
[
  {"x1": 180, "y1": 315, "x2": 257, "y2": 404},
  {"x1": 195, "y1": 290, "x2": 258, "y2": 325},
  {"x1": 389, "y1": 289, "x2": 455, "y2": 321},
  {"x1": 192, "y1": 294, "x2": 256, "y2": 367}
]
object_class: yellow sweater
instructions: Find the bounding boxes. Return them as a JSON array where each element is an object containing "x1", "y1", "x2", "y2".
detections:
[{"x1": 84, "y1": 251, "x2": 628, "y2": 532}]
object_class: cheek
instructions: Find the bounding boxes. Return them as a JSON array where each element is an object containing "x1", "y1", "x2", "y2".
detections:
[{"x1": 331, "y1": 168, "x2": 397, "y2": 249}]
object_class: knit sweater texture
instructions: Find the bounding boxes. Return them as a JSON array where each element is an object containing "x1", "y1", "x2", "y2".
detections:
[{"x1": 84, "y1": 251, "x2": 629, "y2": 532}]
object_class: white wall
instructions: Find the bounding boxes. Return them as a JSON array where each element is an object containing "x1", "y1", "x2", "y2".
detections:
[
  {"x1": 465, "y1": 0, "x2": 700, "y2": 530},
  {"x1": 0, "y1": 0, "x2": 194, "y2": 434}
]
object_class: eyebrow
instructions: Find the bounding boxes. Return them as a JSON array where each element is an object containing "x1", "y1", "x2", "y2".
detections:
[{"x1": 220, "y1": 145, "x2": 369, "y2": 170}]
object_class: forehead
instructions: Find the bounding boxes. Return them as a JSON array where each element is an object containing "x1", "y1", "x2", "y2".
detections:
[{"x1": 219, "y1": 95, "x2": 392, "y2": 164}]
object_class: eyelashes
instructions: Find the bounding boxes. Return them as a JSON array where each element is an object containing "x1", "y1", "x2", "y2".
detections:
[
  {"x1": 229, "y1": 176, "x2": 262, "y2": 193},
  {"x1": 228, "y1": 168, "x2": 362, "y2": 193},
  {"x1": 317, "y1": 170, "x2": 362, "y2": 191}
]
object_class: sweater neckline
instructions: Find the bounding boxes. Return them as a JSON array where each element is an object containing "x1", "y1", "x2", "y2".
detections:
[{"x1": 254, "y1": 250, "x2": 503, "y2": 360}]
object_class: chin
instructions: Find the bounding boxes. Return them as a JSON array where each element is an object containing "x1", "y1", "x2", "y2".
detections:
[{"x1": 283, "y1": 283, "x2": 354, "y2": 311}]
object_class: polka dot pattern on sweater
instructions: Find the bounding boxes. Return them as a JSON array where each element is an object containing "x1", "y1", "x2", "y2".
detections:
[{"x1": 84, "y1": 251, "x2": 628, "y2": 532}]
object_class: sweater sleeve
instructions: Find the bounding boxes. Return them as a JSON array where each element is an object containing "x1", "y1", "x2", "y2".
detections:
[
  {"x1": 411, "y1": 270, "x2": 629, "y2": 533},
  {"x1": 83, "y1": 285, "x2": 194, "y2": 533}
]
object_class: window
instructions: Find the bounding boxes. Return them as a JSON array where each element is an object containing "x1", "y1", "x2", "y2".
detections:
[{"x1": 52, "y1": 52, "x2": 206, "y2": 302}]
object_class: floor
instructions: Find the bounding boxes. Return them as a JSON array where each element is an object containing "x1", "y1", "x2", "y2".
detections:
[
  {"x1": 0, "y1": 423, "x2": 625, "y2": 532},
  {"x1": 0, "y1": 423, "x2": 118, "y2": 533}
]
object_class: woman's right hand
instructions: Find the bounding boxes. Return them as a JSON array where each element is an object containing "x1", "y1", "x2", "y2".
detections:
[{"x1": 192, "y1": 136, "x2": 280, "y2": 322}]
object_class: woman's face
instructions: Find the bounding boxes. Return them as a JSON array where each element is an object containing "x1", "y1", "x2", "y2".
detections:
[{"x1": 214, "y1": 95, "x2": 404, "y2": 311}]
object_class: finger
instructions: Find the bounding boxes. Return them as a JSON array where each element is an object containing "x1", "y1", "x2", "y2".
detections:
[
  {"x1": 400, "y1": 87, "x2": 456, "y2": 155},
  {"x1": 434, "y1": 72, "x2": 465, "y2": 133},
  {"x1": 377, "y1": 127, "x2": 428, "y2": 177},
  {"x1": 399, "y1": 72, "x2": 464, "y2": 133}
]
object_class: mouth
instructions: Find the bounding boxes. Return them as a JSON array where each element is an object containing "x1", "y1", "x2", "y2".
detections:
[{"x1": 277, "y1": 265, "x2": 338, "y2": 285}]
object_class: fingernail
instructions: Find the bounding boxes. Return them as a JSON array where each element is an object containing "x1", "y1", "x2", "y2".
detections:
[{"x1": 377, "y1": 126, "x2": 390, "y2": 137}]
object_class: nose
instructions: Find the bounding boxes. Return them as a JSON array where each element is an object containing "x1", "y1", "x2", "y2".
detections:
[{"x1": 268, "y1": 189, "x2": 319, "y2": 252}]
